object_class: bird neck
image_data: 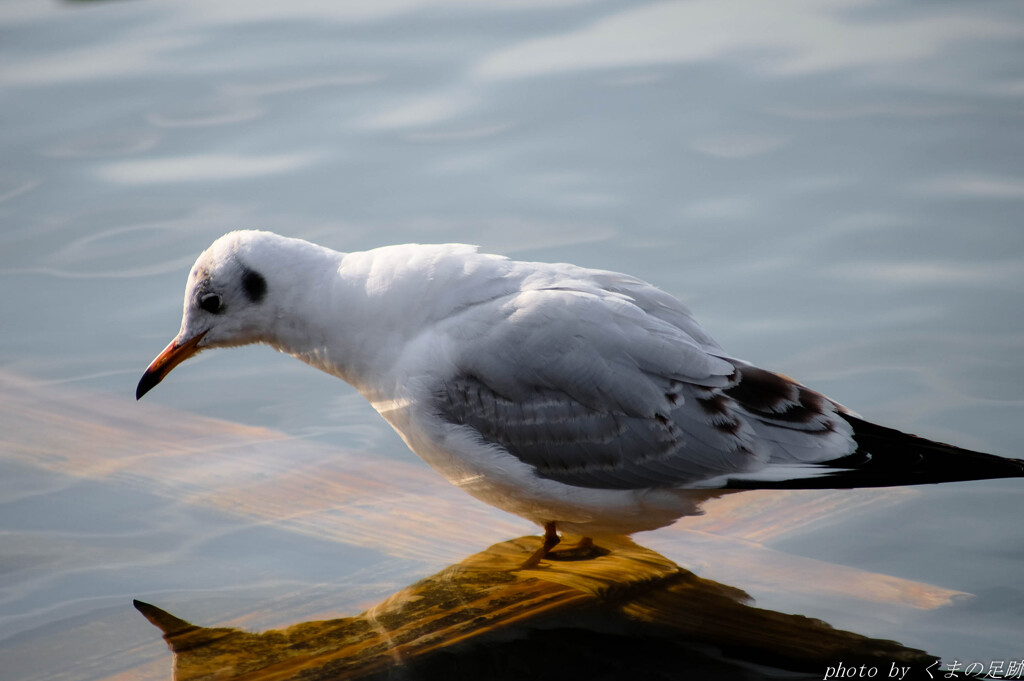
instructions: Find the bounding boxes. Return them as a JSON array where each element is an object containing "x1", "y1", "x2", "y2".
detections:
[
  {"x1": 245, "y1": 237, "x2": 366, "y2": 386},
  {"x1": 264, "y1": 242, "x2": 514, "y2": 401}
]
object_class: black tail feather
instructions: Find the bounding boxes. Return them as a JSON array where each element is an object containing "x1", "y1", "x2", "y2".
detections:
[{"x1": 728, "y1": 413, "x2": 1024, "y2": 490}]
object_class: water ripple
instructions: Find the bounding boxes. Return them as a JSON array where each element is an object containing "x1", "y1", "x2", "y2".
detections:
[
  {"x1": 0, "y1": 177, "x2": 39, "y2": 204},
  {"x1": 145, "y1": 98, "x2": 264, "y2": 129},
  {"x1": 96, "y1": 152, "x2": 319, "y2": 184},
  {"x1": 43, "y1": 131, "x2": 161, "y2": 158},
  {"x1": 914, "y1": 173, "x2": 1024, "y2": 200},
  {"x1": 473, "y1": 1, "x2": 1022, "y2": 81}
]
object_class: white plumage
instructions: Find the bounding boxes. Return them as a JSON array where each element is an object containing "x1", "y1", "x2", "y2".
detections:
[{"x1": 138, "y1": 230, "x2": 1023, "y2": 550}]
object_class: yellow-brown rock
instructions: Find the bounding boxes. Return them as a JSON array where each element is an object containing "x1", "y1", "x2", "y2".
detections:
[{"x1": 137, "y1": 535, "x2": 935, "y2": 680}]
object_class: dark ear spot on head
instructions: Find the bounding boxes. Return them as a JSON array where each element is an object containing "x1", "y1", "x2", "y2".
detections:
[{"x1": 241, "y1": 268, "x2": 267, "y2": 303}]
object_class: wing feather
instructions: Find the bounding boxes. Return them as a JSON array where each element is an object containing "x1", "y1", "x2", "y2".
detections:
[
  {"x1": 426, "y1": 268, "x2": 859, "y2": 490},
  {"x1": 419, "y1": 258, "x2": 1019, "y2": 492}
]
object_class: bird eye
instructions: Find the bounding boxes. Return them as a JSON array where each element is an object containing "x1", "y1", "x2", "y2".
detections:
[{"x1": 199, "y1": 292, "x2": 223, "y2": 314}]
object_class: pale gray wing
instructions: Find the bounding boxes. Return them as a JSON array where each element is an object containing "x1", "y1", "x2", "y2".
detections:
[
  {"x1": 431, "y1": 282, "x2": 857, "y2": 490},
  {"x1": 437, "y1": 373, "x2": 757, "y2": 489}
]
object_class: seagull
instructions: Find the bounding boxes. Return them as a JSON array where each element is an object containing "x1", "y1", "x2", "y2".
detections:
[{"x1": 137, "y1": 231, "x2": 1023, "y2": 566}]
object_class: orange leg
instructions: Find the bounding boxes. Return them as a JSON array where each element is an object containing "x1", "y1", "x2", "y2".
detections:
[{"x1": 520, "y1": 521, "x2": 560, "y2": 568}]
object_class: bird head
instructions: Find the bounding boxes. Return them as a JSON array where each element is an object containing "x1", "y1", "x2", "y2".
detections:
[{"x1": 136, "y1": 231, "x2": 271, "y2": 400}]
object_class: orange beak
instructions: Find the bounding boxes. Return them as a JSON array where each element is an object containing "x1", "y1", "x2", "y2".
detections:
[{"x1": 136, "y1": 331, "x2": 208, "y2": 400}]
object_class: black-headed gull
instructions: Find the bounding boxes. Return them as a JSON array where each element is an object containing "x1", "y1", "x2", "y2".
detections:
[{"x1": 137, "y1": 231, "x2": 1023, "y2": 566}]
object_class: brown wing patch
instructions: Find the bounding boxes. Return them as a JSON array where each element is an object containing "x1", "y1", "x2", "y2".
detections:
[
  {"x1": 694, "y1": 391, "x2": 743, "y2": 436},
  {"x1": 723, "y1": 365, "x2": 831, "y2": 428}
]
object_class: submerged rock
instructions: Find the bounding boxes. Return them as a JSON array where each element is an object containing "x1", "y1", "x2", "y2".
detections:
[{"x1": 136, "y1": 535, "x2": 936, "y2": 680}]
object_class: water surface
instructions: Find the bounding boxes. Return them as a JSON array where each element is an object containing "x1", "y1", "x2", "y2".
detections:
[{"x1": 1, "y1": 1, "x2": 1023, "y2": 678}]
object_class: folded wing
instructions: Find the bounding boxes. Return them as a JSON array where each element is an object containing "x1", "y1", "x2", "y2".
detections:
[{"x1": 431, "y1": 275, "x2": 1023, "y2": 491}]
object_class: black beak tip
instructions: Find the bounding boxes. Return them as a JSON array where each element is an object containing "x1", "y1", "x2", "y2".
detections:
[{"x1": 136, "y1": 372, "x2": 160, "y2": 400}]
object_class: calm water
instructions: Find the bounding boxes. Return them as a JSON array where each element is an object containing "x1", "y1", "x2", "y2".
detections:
[{"x1": 2, "y1": 0, "x2": 1023, "y2": 678}]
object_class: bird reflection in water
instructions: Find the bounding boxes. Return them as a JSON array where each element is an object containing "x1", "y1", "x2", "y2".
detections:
[{"x1": 136, "y1": 535, "x2": 935, "y2": 681}]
